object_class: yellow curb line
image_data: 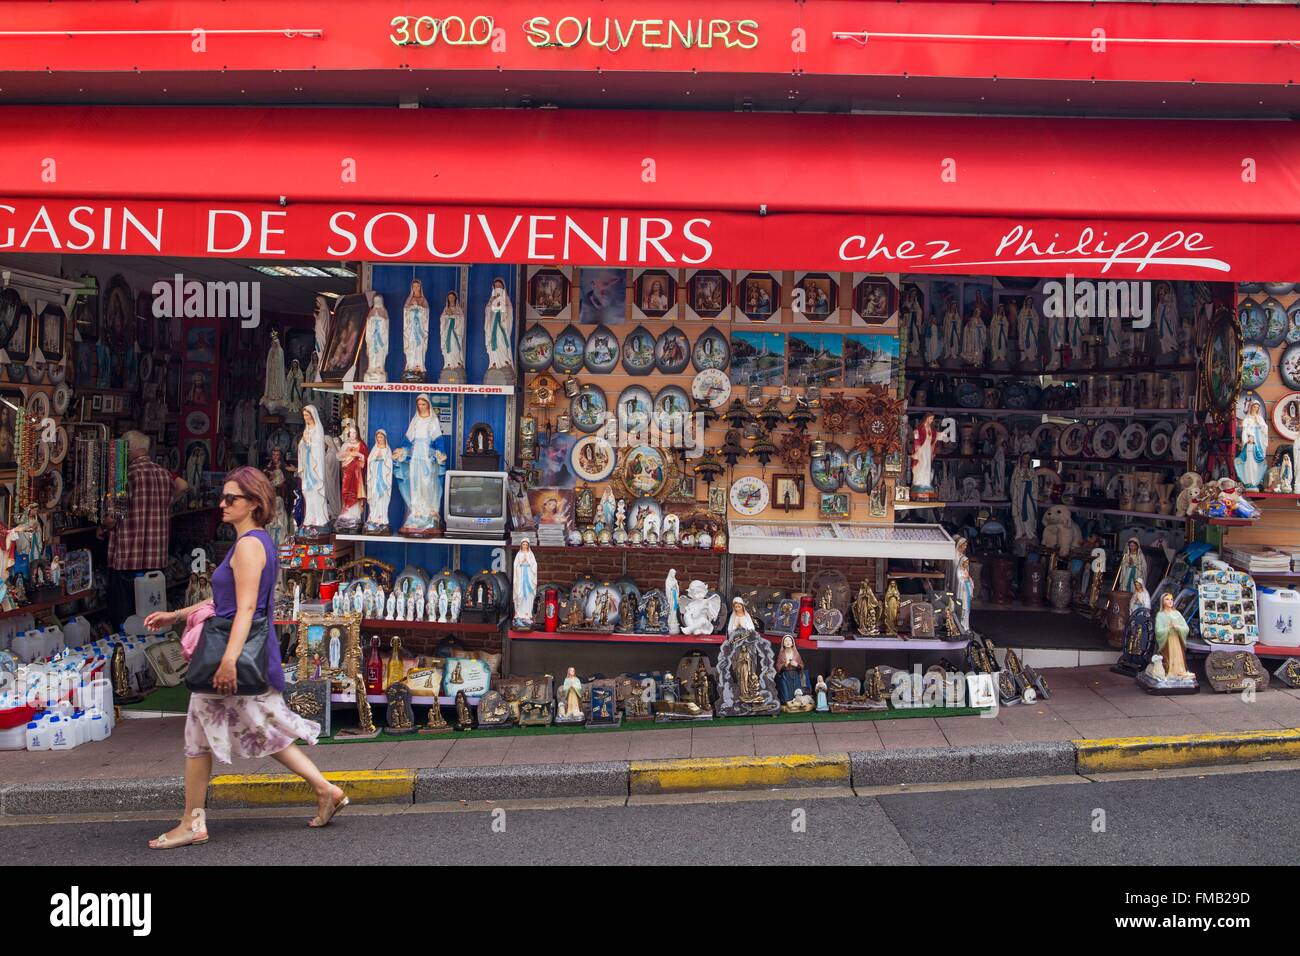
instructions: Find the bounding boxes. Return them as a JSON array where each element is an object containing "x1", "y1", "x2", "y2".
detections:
[
  {"x1": 1074, "y1": 728, "x2": 1300, "y2": 773},
  {"x1": 208, "y1": 769, "x2": 415, "y2": 808},
  {"x1": 629, "y1": 753, "x2": 850, "y2": 794}
]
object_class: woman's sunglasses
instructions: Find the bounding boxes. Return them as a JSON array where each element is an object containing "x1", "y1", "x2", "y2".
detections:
[{"x1": 220, "y1": 493, "x2": 250, "y2": 506}]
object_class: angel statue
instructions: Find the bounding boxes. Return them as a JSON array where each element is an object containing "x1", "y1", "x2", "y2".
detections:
[{"x1": 681, "y1": 579, "x2": 722, "y2": 636}]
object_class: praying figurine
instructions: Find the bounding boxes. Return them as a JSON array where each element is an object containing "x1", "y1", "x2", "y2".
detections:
[
  {"x1": 559, "y1": 667, "x2": 584, "y2": 721},
  {"x1": 726, "y1": 596, "x2": 758, "y2": 637},
  {"x1": 815, "y1": 675, "x2": 829, "y2": 712},
  {"x1": 853, "y1": 579, "x2": 881, "y2": 635},
  {"x1": 774, "y1": 635, "x2": 810, "y2": 704},
  {"x1": 883, "y1": 581, "x2": 901, "y2": 636},
  {"x1": 438, "y1": 291, "x2": 467, "y2": 384},
  {"x1": 482, "y1": 277, "x2": 516, "y2": 386},
  {"x1": 363, "y1": 294, "x2": 389, "y2": 383},
  {"x1": 402, "y1": 278, "x2": 430, "y2": 383}
]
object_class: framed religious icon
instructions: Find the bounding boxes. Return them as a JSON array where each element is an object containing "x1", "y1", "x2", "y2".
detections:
[
  {"x1": 793, "y1": 272, "x2": 840, "y2": 324},
  {"x1": 527, "y1": 265, "x2": 572, "y2": 322},
  {"x1": 852, "y1": 274, "x2": 899, "y2": 327},
  {"x1": 103, "y1": 275, "x2": 134, "y2": 349},
  {"x1": 37, "y1": 303, "x2": 65, "y2": 362},
  {"x1": 772, "y1": 473, "x2": 805, "y2": 511},
  {"x1": 319, "y1": 292, "x2": 368, "y2": 380},
  {"x1": 1201, "y1": 305, "x2": 1242, "y2": 419},
  {"x1": 71, "y1": 287, "x2": 99, "y2": 343},
  {"x1": 709, "y1": 484, "x2": 727, "y2": 515},
  {"x1": 669, "y1": 473, "x2": 697, "y2": 503},
  {"x1": 736, "y1": 271, "x2": 781, "y2": 323},
  {"x1": 634, "y1": 268, "x2": 678, "y2": 321},
  {"x1": 578, "y1": 267, "x2": 628, "y2": 326},
  {"x1": 819, "y1": 492, "x2": 850, "y2": 519},
  {"x1": 615, "y1": 443, "x2": 680, "y2": 502},
  {"x1": 686, "y1": 269, "x2": 731, "y2": 321},
  {"x1": 4, "y1": 299, "x2": 30, "y2": 362},
  {"x1": 295, "y1": 612, "x2": 362, "y2": 680}
]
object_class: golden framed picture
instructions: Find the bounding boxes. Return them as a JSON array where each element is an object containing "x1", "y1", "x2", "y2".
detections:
[{"x1": 295, "y1": 612, "x2": 362, "y2": 681}]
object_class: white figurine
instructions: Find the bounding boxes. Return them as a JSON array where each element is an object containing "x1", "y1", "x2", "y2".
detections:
[
  {"x1": 353, "y1": 587, "x2": 364, "y2": 616},
  {"x1": 924, "y1": 311, "x2": 944, "y2": 365},
  {"x1": 402, "y1": 279, "x2": 430, "y2": 383},
  {"x1": 483, "y1": 277, "x2": 516, "y2": 386},
  {"x1": 941, "y1": 296, "x2": 962, "y2": 367},
  {"x1": 285, "y1": 359, "x2": 304, "y2": 416},
  {"x1": 1117, "y1": 538, "x2": 1146, "y2": 592},
  {"x1": 1009, "y1": 454, "x2": 1038, "y2": 543},
  {"x1": 960, "y1": 309, "x2": 988, "y2": 366},
  {"x1": 902, "y1": 286, "x2": 923, "y2": 361},
  {"x1": 385, "y1": 591, "x2": 397, "y2": 620},
  {"x1": 394, "y1": 593, "x2": 406, "y2": 621},
  {"x1": 438, "y1": 291, "x2": 467, "y2": 384},
  {"x1": 416, "y1": 594, "x2": 425, "y2": 622},
  {"x1": 363, "y1": 294, "x2": 389, "y2": 383},
  {"x1": 1175, "y1": 472, "x2": 1202, "y2": 516},
  {"x1": 1146, "y1": 653, "x2": 1166, "y2": 682},
  {"x1": 365, "y1": 428, "x2": 394, "y2": 534},
  {"x1": 989, "y1": 304, "x2": 1010, "y2": 368},
  {"x1": 513, "y1": 539, "x2": 538, "y2": 628},
  {"x1": 956, "y1": 556, "x2": 974, "y2": 633},
  {"x1": 450, "y1": 588, "x2": 462, "y2": 622},
  {"x1": 439, "y1": 587, "x2": 450, "y2": 623},
  {"x1": 665, "y1": 569, "x2": 681, "y2": 635},
  {"x1": 1235, "y1": 399, "x2": 1269, "y2": 490},
  {"x1": 1044, "y1": 296, "x2": 1065, "y2": 371},
  {"x1": 1154, "y1": 283, "x2": 1179, "y2": 359},
  {"x1": 682, "y1": 580, "x2": 722, "y2": 636},
  {"x1": 260, "y1": 330, "x2": 288, "y2": 414},
  {"x1": 297, "y1": 404, "x2": 336, "y2": 534},
  {"x1": 726, "y1": 596, "x2": 757, "y2": 637},
  {"x1": 1017, "y1": 295, "x2": 1041, "y2": 370},
  {"x1": 292, "y1": 582, "x2": 302, "y2": 620},
  {"x1": 393, "y1": 394, "x2": 447, "y2": 535}
]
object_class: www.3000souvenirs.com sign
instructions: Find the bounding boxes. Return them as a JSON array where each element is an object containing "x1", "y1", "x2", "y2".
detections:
[{"x1": 0, "y1": 198, "x2": 1286, "y2": 281}]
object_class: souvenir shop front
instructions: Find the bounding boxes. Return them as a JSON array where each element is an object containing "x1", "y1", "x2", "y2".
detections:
[{"x1": 1, "y1": 104, "x2": 1299, "y2": 741}]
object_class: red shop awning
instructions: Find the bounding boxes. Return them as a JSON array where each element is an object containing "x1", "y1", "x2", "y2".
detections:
[{"x1": 2, "y1": 106, "x2": 1298, "y2": 279}]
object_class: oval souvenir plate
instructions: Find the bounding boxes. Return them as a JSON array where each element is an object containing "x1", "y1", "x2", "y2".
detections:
[
  {"x1": 1241, "y1": 344, "x2": 1272, "y2": 390},
  {"x1": 32, "y1": 436, "x2": 50, "y2": 476},
  {"x1": 654, "y1": 385, "x2": 691, "y2": 433},
  {"x1": 1239, "y1": 301, "x2": 1267, "y2": 344},
  {"x1": 27, "y1": 390, "x2": 50, "y2": 423},
  {"x1": 36, "y1": 468, "x2": 63, "y2": 511},
  {"x1": 552, "y1": 324, "x2": 587, "y2": 373},
  {"x1": 617, "y1": 385, "x2": 653, "y2": 434},
  {"x1": 584, "y1": 323, "x2": 619, "y2": 374},
  {"x1": 845, "y1": 450, "x2": 876, "y2": 493},
  {"x1": 1031, "y1": 423, "x2": 1060, "y2": 458},
  {"x1": 1287, "y1": 305, "x2": 1300, "y2": 345},
  {"x1": 620, "y1": 445, "x2": 673, "y2": 500},
  {"x1": 1147, "y1": 424, "x2": 1173, "y2": 460},
  {"x1": 518, "y1": 324, "x2": 554, "y2": 371},
  {"x1": 1273, "y1": 391, "x2": 1300, "y2": 440},
  {"x1": 978, "y1": 420, "x2": 1010, "y2": 451},
  {"x1": 955, "y1": 380, "x2": 983, "y2": 408},
  {"x1": 1091, "y1": 422, "x2": 1120, "y2": 459},
  {"x1": 621, "y1": 325, "x2": 656, "y2": 375},
  {"x1": 1281, "y1": 343, "x2": 1300, "y2": 390},
  {"x1": 1238, "y1": 283, "x2": 1263, "y2": 295},
  {"x1": 1058, "y1": 423, "x2": 1088, "y2": 458},
  {"x1": 1235, "y1": 388, "x2": 1264, "y2": 421},
  {"x1": 1118, "y1": 423, "x2": 1147, "y2": 461},
  {"x1": 50, "y1": 425, "x2": 69, "y2": 465},
  {"x1": 655, "y1": 327, "x2": 690, "y2": 374},
  {"x1": 1262, "y1": 299, "x2": 1289, "y2": 348},
  {"x1": 570, "y1": 435, "x2": 617, "y2": 482},
  {"x1": 692, "y1": 326, "x2": 730, "y2": 371},
  {"x1": 570, "y1": 384, "x2": 608, "y2": 433},
  {"x1": 624, "y1": 496, "x2": 663, "y2": 534},
  {"x1": 1171, "y1": 422, "x2": 1190, "y2": 461},
  {"x1": 810, "y1": 443, "x2": 847, "y2": 492}
]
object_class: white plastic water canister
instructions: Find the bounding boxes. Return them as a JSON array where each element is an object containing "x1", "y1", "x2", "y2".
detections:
[
  {"x1": 1260, "y1": 588, "x2": 1300, "y2": 647},
  {"x1": 62, "y1": 616, "x2": 91, "y2": 649},
  {"x1": 84, "y1": 678, "x2": 114, "y2": 728},
  {"x1": 24, "y1": 719, "x2": 49, "y2": 751},
  {"x1": 87, "y1": 712, "x2": 109, "y2": 742},
  {"x1": 48, "y1": 715, "x2": 75, "y2": 750},
  {"x1": 11, "y1": 630, "x2": 41, "y2": 663},
  {"x1": 0, "y1": 722, "x2": 27, "y2": 750},
  {"x1": 134, "y1": 571, "x2": 168, "y2": 619}
]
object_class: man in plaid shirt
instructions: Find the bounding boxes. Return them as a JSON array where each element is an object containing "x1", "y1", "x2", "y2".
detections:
[{"x1": 104, "y1": 430, "x2": 188, "y2": 629}]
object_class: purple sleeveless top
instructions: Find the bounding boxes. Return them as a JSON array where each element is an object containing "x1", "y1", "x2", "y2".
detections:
[{"x1": 211, "y1": 529, "x2": 283, "y2": 692}]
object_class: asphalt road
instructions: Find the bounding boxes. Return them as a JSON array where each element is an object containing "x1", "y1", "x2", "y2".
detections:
[{"x1": 3, "y1": 767, "x2": 1298, "y2": 866}]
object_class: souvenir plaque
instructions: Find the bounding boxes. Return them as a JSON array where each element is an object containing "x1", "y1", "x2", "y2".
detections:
[
  {"x1": 570, "y1": 384, "x2": 608, "y2": 434},
  {"x1": 476, "y1": 689, "x2": 514, "y2": 728},
  {"x1": 584, "y1": 323, "x2": 619, "y2": 373},
  {"x1": 1281, "y1": 342, "x2": 1300, "y2": 391},
  {"x1": 622, "y1": 325, "x2": 657, "y2": 375},
  {"x1": 1240, "y1": 344, "x2": 1271, "y2": 391},
  {"x1": 692, "y1": 326, "x2": 731, "y2": 371},
  {"x1": 656, "y1": 326, "x2": 690, "y2": 374},
  {"x1": 552, "y1": 324, "x2": 587, "y2": 373},
  {"x1": 1204, "y1": 650, "x2": 1268, "y2": 694},
  {"x1": 519, "y1": 324, "x2": 555, "y2": 371}
]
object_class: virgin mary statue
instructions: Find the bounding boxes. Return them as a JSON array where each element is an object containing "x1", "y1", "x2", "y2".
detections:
[
  {"x1": 297, "y1": 404, "x2": 338, "y2": 538},
  {"x1": 483, "y1": 277, "x2": 516, "y2": 386},
  {"x1": 394, "y1": 393, "x2": 448, "y2": 536}
]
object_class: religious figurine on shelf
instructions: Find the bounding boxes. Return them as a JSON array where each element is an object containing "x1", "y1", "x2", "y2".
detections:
[
  {"x1": 956, "y1": 556, "x2": 974, "y2": 633},
  {"x1": 296, "y1": 404, "x2": 338, "y2": 539},
  {"x1": 483, "y1": 277, "x2": 516, "y2": 386},
  {"x1": 559, "y1": 667, "x2": 585, "y2": 721},
  {"x1": 1102, "y1": 302, "x2": 1123, "y2": 368},
  {"x1": 941, "y1": 295, "x2": 962, "y2": 368},
  {"x1": 402, "y1": 278, "x2": 430, "y2": 383},
  {"x1": 438, "y1": 291, "x2": 467, "y2": 384},
  {"x1": 727, "y1": 596, "x2": 758, "y2": 637},
  {"x1": 1153, "y1": 591, "x2": 1195, "y2": 683},
  {"x1": 815, "y1": 674, "x2": 829, "y2": 712},
  {"x1": 1066, "y1": 301, "x2": 1089, "y2": 370},
  {"x1": 260, "y1": 329, "x2": 288, "y2": 414},
  {"x1": 910, "y1": 413, "x2": 938, "y2": 500},
  {"x1": 364, "y1": 428, "x2": 394, "y2": 535},
  {"x1": 989, "y1": 303, "x2": 1010, "y2": 369},
  {"x1": 1154, "y1": 283, "x2": 1179, "y2": 360},
  {"x1": 512, "y1": 539, "x2": 538, "y2": 629},
  {"x1": 683, "y1": 579, "x2": 722, "y2": 636},
  {"x1": 774, "y1": 634, "x2": 810, "y2": 704},
  {"x1": 1044, "y1": 295, "x2": 1065, "y2": 372},
  {"x1": 853, "y1": 579, "x2": 881, "y2": 635},
  {"x1": 335, "y1": 419, "x2": 368, "y2": 534},
  {"x1": 1115, "y1": 538, "x2": 1146, "y2": 592},
  {"x1": 363, "y1": 294, "x2": 389, "y2": 383},
  {"x1": 883, "y1": 580, "x2": 901, "y2": 636},
  {"x1": 923, "y1": 309, "x2": 944, "y2": 366},
  {"x1": 902, "y1": 286, "x2": 923, "y2": 362},
  {"x1": 665, "y1": 569, "x2": 681, "y2": 635},
  {"x1": 285, "y1": 358, "x2": 305, "y2": 415},
  {"x1": 1017, "y1": 295, "x2": 1041, "y2": 371},
  {"x1": 1009, "y1": 454, "x2": 1038, "y2": 546},
  {"x1": 393, "y1": 394, "x2": 449, "y2": 537},
  {"x1": 960, "y1": 302, "x2": 988, "y2": 366},
  {"x1": 1234, "y1": 399, "x2": 1269, "y2": 491}
]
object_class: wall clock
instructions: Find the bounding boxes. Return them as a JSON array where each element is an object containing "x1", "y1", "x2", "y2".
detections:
[
  {"x1": 730, "y1": 476, "x2": 770, "y2": 516},
  {"x1": 854, "y1": 385, "x2": 906, "y2": 457},
  {"x1": 692, "y1": 369, "x2": 731, "y2": 408}
]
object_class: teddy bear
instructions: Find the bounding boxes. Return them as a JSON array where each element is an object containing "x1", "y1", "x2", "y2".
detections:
[
  {"x1": 1039, "y1": 504, "x2": 1083, "y2": 554},
  {"x1": 1175, "y1": 472, "x2": 1202, "y2": 517}
]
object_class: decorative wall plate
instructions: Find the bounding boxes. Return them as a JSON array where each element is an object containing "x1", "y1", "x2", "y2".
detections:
[
  {"x1": 1240, "y1": 344, "x2": 1272, "y2": 390},
  {"x1": 27, "y1": 390, "x2": 49, "y2": 423},
  {"x1": 1262, "y1": 298, "x2": 1289, "y2": 348},
  {"x1": 692, "y1": 368, "x2": 731, "y2": 408},
  {"x1": 810, "y1": 443, "x2": 847, "y2": 491},
  {"x1": 570, "y1": 384, "x2": 608, "y2": 433},
  {"x1": 1280, "y1": 343, "x2": 1300, "y2": 390},
  {"x1": 692, "y1": 326, "x2": 730, "y2": 371},
  {"x1": 654, "y1": 385, "x2": 691, "y2": 432},
  {"x1": 616, "y1": 444, "x2": 679, "y2": 501},
  {"x1": 655, "y1": 327, "x2": 690, "y2": 374},
  {"x1": 625, "y1": 496, "x2": 664, "y2": 534},
  {"x1": 1288, "y1": 304, "x2": 1300, "y2": 344},
  {"x1": 617, "y1": 385, "x2": 653, "y2": 434},
  {"x1": 1058, "y1": 423, "x2": 1088, "y2": 458},
  {"x1": 955, "y1": 380, "x2": 983, "y2": 408},
  {"x1": 1117, "y1": 423, "x2": 1147, "y2": 461},
  {"x1": 730, "y1": 476, "x2": 770, "y2": 516},
  {"x1": 1272, "y1": 391, "x2": 1300, "y2": 440},
  {"x1": 621, "y1": 325, "x2": 656, "y2": 375},
  {"x1": 1239, "y1": 300, "x2": 1267, "y2": 343},
  {"x1": 1146, "y1": 423, "x2": 1173, "y2": 460},
  {"x1": 978, "y1": 420, "x2": 1010, "y2": 449},
  {"x1": 584, "y1": 323, "x2": 619, "y2": 374},
  {"x1": 1031, "y1": 423, "x2": 1060, "y2": 458},
  {"x1": 845, "y1": 450, "x2": 876, "y2": 493},
  {"x1": 185, "y1": 411, "x2": 210, "y2": 435},
  {"x1": 35, "y1": 468, "x2": 62, "y2": 510},
  {"x1": 1090, "y1": 422, "x2": 1120, "y2": 459},
  {"x1": 570, "y1": 435, "x2": 617, "y2": 482},
  {"x1": 32, "y1": 436, "x2": 50, "y2": 476},
  {"x1": 1171, "y1": 422, "x2": 1190, "y2": 461},
  {"x1": 552, "y1": 324, "x2": 587, "y2": 373},
  {"x1": 50, "y1": 425, "x2": 69, "y2": 465},
  {"x1": 1202, "y1": 306, "x2": 1242, "y2": 417},
  {"x1": 519, "y1": 324, "x2": 555, "y2": 371},
  {"x1": 1235, "y1": 388, "x2": 1264, "y2": 421}
]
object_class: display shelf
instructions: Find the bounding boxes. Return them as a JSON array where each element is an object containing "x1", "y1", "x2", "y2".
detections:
[
  {"x1": 1246, "y1": 492, "x2": 1300, "y2": 500},
  {"x1": 954, "y1": 499, "x2": 1184, "y2": 522},
  {"x1": 811, "y1": 636, "x2": 969, "y2": 650},
  {"x1": 886, "y1": 570, "x2": 947, "y2": 579},
  {"x1": 0, "y1": 597, "x2": 62, "y2": 621},
  {"x1": 347, "y1": 382, "x2": 514, "y2": 396},
  {"x1": 938, "y1": 453, "x2": 1180, "y2": 469},
  {"x1": 509, "y1": 629, "x2": 815, "y2": 650},
  {"x1": 532, "y1": 545, "x2": 726, "y2": 556},
  {"x1": 1190, "y1": 515, "x2": 1257, "y2": 527},
  {"x1": 909, "y1": 363, "x2": 1194, "y2": 381},
  {"x1": 275, "y1": 617, "x2": 500, "y2": 633},
  {"x1": 336, "y1": 534, "x2": 508, "y2": 548},
  {"x1": 1186, "y1": 639, "x2": 1298, "y2": 659},
  {"x1": 330, "y1": 693, "x2": 481, "y2": 706},
  {"x1": 893, "y1": 500, "x2": 946, "y2": 511},
  {"x1": 728, "y1": 520, "x2": 958, "y2": 561},
  {"x1": 911, "y1": 406, "x2": 1187, "y2": 420}
]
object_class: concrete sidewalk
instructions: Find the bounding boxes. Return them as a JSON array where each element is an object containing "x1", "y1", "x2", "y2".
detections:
[{"x1": 3, "y1": 665, "x2": 1299, "y2": 811}]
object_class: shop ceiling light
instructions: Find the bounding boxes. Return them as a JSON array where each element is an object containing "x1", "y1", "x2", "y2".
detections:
[{"x1": 323, "y1": 267, "x2": 357, "y2": 279}]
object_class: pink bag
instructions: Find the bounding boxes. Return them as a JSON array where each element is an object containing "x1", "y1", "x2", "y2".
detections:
[{"x1": 181, "y1": 601, "x2": 216, "y2": 662}]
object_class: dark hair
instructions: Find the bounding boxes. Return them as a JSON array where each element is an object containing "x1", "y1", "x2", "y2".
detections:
[{"x1": 224, "y1": 466, "x2": 276, "y2": 527}]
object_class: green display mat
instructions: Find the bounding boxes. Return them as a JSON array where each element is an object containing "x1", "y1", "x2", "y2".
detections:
[{"x1": 123, "y1": 684, "x2": 192, "y2": 713}]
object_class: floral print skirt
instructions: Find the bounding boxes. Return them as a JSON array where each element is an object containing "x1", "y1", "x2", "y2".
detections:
[{"x1": 184, "y1": 691, "x2": 321, "y2": 764}]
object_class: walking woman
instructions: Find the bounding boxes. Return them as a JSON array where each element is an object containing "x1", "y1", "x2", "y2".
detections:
[{"x1": 144, "y1": 466, "x2": 347, "y2": 849}]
